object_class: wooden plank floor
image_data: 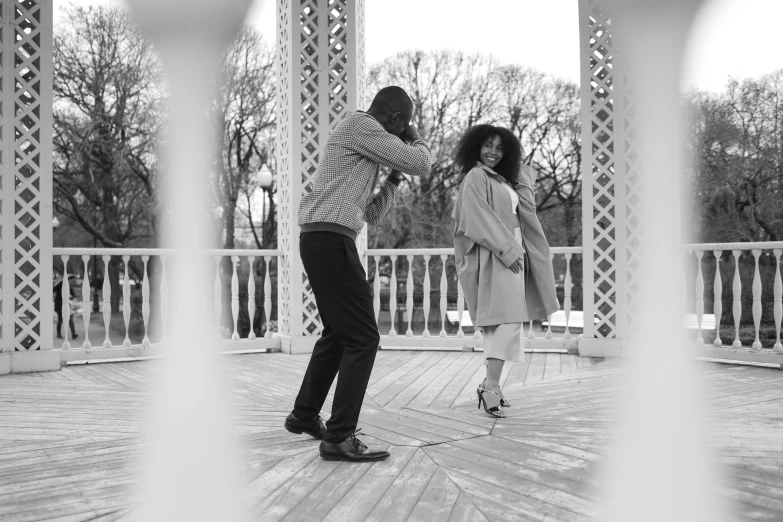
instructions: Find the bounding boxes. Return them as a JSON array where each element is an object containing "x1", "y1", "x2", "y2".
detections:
[{"x1": 1, "y1": 351, "x2": 782, "y2": 521}]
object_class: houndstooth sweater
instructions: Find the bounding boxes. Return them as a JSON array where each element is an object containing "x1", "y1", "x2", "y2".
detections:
[{"x1": 298, "y1": 111, "x2": 433, "y2": 239}]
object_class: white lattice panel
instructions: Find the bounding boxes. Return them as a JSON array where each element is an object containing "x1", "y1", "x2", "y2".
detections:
[
  {"x1": 299, "y1": 0, "x2": 321, "y2": 335},
  {"x1": 621, "y1": 68, "x2": 642, "y2": 336},
  {"x1": 579, "y1": 0, "x2": 630, "y2": 340},
  {"x1": 277, "y1": 0, "x2": 366, "y2": 337},
  {"x1": 276, "y1": 0, "x2": 294, "y2": 335},
  {"x1": 1, "y1": 0, "x2": 53, "y2": 351}
]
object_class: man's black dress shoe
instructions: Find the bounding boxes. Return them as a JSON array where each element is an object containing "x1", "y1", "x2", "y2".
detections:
[
  {"x1": 284, "y1": 412, "x2": 326, "y2": 440},
  {"x1": 319, "y1": 430, "x2": 390, "y2": 462}
]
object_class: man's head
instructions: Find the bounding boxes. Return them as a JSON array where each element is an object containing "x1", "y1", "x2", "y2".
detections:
[{"x1": 367, "y1": 86, "x2": 414, "y2": 137}]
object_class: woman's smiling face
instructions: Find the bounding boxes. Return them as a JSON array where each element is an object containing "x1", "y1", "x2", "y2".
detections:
[{"x1": 480, "y1": 135, "x2": 504, "y2": 169}]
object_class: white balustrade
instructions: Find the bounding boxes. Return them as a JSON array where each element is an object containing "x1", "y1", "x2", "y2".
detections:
[
  {"x1": 54, "y1": 242, "x2": 783, "y2": 356},
  {"x1": 687, "y1": 242, "x2": 783, "y2": 352},
  {"x1": 52, "y1": 248, "x2": 281, "y2": 359},
  {"x1": 366, "y1": 247, "x2": 583, "y2": 345}
]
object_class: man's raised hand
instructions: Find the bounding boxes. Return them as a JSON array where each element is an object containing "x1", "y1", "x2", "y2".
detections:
[{"x1": 400, "y1": 124, "x2": 420, "y2": 143}]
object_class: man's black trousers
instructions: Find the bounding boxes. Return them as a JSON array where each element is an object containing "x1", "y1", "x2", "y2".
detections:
[{"x1": 292, "y1": 231, "x2": 380, "y2": 444}]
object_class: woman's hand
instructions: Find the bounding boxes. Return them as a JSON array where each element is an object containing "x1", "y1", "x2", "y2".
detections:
[{"x1": 509, "y1": 257, "x2": 524, "y2": 274}]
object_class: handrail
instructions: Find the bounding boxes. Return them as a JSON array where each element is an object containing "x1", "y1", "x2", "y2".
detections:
[
  {"x1": 685, "y1": 242, "x2": 783, "y2": 251},
  {"x1": 367, "y1": 246, "x2": 583, "y2": 256},
  {"x1": 53, "y1": 248, "x2": 283, "y2": 256}
]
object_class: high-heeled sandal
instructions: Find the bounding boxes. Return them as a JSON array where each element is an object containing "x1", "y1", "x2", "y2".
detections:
[
  {"x1": 478, "y1": 382, "x2": 511, "y2": 408},
  {"x1": 477, "y1": 388, "x2": 506, "y2": 418}
]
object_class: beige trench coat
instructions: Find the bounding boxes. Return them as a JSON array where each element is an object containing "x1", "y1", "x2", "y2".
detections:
[{"x1": 452, "y1": 163, "x2": 560, "y2": 327}]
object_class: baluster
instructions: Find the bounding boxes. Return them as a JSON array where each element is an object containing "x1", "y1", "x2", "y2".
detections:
[
  {"x1": 456, "y1": 277, "x2": 465, "y2": 338},
  {"x1": 422, "y1": 255, "x2": 431, "y2": 337},
  {"x1": 406, "y1": 255, "x2": 414, "y2": 337},
  {"x1": 263, "y1": 256, "x2": 272, "y2": 338},
  {"x1": 372, "y1": 256, "x2": 381, "y2": 326},
  {"x1": 160, "y1": 256, "x2": 169, "y2": 344},
  {"x1": 81, "y1": 255, "x2": 91, "y2": 349},
  {"x1": 230, "y1": 256, "x2": 240, "y2": 340},
  {"x1": 102, "y1": 255, "x2": 112, "y2": 347},
  {"x1": 545, "y1": 253, "x2": 555, "y2": 339},
  {"x1": 122, "y1": 255, "x2": 131, "y2": 347},
  {"x1": 141, "y1": 256, "x2": 151, "y2": 348},
  {"x1": 564, "y1": 253, "x2": 573, "y2": 339},
  {"x1": 527, "y1": 252, "x2": 535, "y2": 341},
  {"x1": 732, "y1": 249, "x2": 742, "y2": 348},
  {"x1": 774, "y1": 249, "x2": 782, "y2": 353},
  {"x1": 61, "y1": 256, "x2": 71, "y2": 350},
  {"x1": 247, "y1": 256, "x2": 256, "y2": 339},
  {"x1": 389, "y1": 255, "x2": 397, "y2": 336},
  {"x1": 439, "y1": 254, "x2": 448, "y2": 337},
  {"x1": 694, "y1": 250, "x2": 704, "y2": 344},
  {"x1": 751, "y1": 249, "x2": 762, "y2": 349},
  {"x1": 713, "y1": 250, "x2": 723, "y2": 346},
  {"x1": 214, "y1": 257, "x2": 222, "y2": 337},
  {"x1": 527, "y1": 256, "x2": 535, "y2": 339}
]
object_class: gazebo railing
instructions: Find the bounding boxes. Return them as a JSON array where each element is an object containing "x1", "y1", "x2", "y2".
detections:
[
  {"x1": 685, "y1": 242, "x2": 783, "y2": 353},
  {"x1": 49, "y1": 242, "x2": 783, "y2": 360},
  {"x1": 366, "y1": 246, "x2": 584, "y2": 349},
  {"x1": 53, "y1": 248, "x2": 281, "y2": 361}
]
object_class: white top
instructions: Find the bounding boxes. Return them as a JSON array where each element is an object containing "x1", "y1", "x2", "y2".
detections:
[{"x1": 502, "y1": 183, "x2": 519, "y2": 214}]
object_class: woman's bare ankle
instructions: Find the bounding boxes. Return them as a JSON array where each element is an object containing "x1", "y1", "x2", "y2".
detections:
[{"x1": 484, "y1": 380, "x2": 501, "y2": 394}]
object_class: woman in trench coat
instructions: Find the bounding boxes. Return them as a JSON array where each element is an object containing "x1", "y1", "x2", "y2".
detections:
[{"x1": 452, "y1": 125, "x2": 560, "y2": 417}]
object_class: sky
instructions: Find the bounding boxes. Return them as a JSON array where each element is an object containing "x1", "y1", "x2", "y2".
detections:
[{"x1": 57, "y1": 0, "x2": 783, "y2": 93}]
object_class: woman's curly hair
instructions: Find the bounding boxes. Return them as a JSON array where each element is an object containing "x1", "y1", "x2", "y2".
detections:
[{"x1": 454, "y1": 124, "x2": 522, "y2": 183}]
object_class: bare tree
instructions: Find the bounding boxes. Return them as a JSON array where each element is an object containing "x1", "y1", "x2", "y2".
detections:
[
  {"x1": 53, "y1": 5, "x2": 164, "y2": 310},
  {"x1": 690, "y1": 71, "x2": 783, "y2": 243},
  {"x1": 368, "y1": 51, "x2": 501, "y2": 248},
  {"x1": 214, "y1": 28, "x2": 276, "y2": 249},
  {"x1": 528, "y1": 81, "x2": 582, "y2": 246},
  {"x1": 367, "y1": 51, "x2": 583, "y2": 249}
]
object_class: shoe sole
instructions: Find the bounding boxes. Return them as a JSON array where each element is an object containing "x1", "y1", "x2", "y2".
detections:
[{"x1": 320, "y1": 453, "x2": 390, "y2": 462}]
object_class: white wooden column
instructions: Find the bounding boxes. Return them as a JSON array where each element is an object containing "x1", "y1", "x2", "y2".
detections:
[
  {"x1": 276, "y1": 0, "x2": 366, "y2": 353},
  {"x1": 0, "y1": 0, "x2": 58, "y2": 374},
  {"x1": 578, "y1": 0, "x2": 640, "y2": 353}
]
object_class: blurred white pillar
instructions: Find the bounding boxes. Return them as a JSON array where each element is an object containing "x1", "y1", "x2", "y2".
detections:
[
  {"x1": 125, "y1": 1, "x2": 252, "y2": 521},
  {"x1": 591, "y1": 0, "x2": 732, "y2": 520},
  {"x1": 0, "y1": 0, "x2": 59, "y2": 374},
  {"x1": 275, "y1": 0, "x2": 366, "y2": 353}
]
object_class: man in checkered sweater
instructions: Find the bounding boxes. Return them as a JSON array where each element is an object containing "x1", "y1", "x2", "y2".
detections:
[{"x1": 285, "y1": 86, "x2": 433, "y2": 462}]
